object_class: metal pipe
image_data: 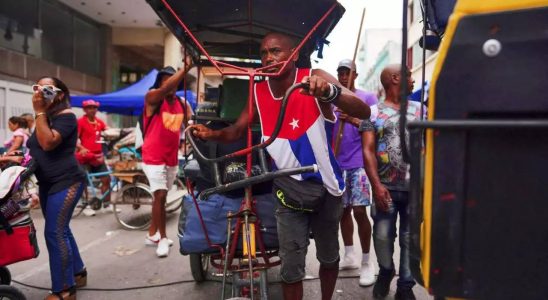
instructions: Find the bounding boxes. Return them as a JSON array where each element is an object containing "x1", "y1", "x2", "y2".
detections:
[
  {"x1": 244, "y1": 213, "x2": 254, "y2": 300},
  {"x1": 159, "y1": 0, "x2": 338, "y2": 80},
  {"x1": 260, "y1": 270, "x2": 269, "y2": 300},
  {"x1": 221, "y1": 212, "x2": 233, "y2": 300},
  {"x1": 420, "y1": 0, "x2": 428, "y2": 121},
  {"x1": 245, "y1": 75, "x2": 256, "y2": 210},
  {"x1": 407, "y1": 120, "x2": 548, "y2": 129},
  {"x1": 400, "y1": 0, "x2": 410, "y2": 163},
  {"x1": 201, "y1": 165, "x2": 318, "y2": 198},
  {"x1": 333, "y1": 8, "x2": 366, "y2": 155},
  {"x1": 257, "y1": 149, "x2": 269, "y2": 174}
]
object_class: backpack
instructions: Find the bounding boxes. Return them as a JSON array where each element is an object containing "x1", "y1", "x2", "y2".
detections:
[{"x1": 135, "y1": 97, "x2": 189, "y2": 149}]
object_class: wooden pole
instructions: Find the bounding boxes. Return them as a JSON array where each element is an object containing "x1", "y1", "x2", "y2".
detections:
[{"x1": 334, "y1": 8, "x2": 366, "y2": 156}]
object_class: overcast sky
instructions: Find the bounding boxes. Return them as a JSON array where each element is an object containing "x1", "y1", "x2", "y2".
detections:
[{"x1": 312, "y1": 0, "x2": 404, "y2": 73}]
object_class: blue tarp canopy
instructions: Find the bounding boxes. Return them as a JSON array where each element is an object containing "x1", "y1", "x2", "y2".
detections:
[
  {"x1": 71, "y1": 69, "x2": 196, "y2": 116},
  {"x1": 410, "y1": 81, "x2": 429, "y2": 103}
]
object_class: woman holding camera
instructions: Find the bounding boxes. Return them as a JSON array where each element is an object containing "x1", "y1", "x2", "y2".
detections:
[{"x1": 27, "y1": 76, "x2": 87, "y2": 300}]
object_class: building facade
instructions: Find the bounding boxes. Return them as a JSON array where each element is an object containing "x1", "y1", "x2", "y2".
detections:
[
  {"x1": 360, "y1": 41, "x2": 402, "y2": 101},
  {"x1": 0, "y1": 0, "x2": 192, "y2": 142},
  {"x1": 407, "y1": 0, "x2": 438, "y2": 88}
]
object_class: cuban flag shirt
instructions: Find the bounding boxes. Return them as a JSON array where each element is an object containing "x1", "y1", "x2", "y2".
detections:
[{"x1": 254, "y1": 68, "x2": 345, "y2": 196}]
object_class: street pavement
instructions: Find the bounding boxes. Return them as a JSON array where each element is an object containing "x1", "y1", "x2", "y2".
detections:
[{"x1": 7, "y1": 203, "x2": 433, "y2": 300}]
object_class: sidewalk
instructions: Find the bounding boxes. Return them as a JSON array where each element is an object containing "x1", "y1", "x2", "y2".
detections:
[{"x1": 7, "y1": 207, "x2": 432, "y2": 299}]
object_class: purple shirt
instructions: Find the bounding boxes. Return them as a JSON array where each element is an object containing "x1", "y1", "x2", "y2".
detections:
[{"x1": 334, "y1": 89, "x2": 378, "y2": 170}]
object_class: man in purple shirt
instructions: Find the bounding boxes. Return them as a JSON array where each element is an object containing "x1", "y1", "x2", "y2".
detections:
[{"x1": 334, "y1": 59, "x2": 378, "y2": 287}]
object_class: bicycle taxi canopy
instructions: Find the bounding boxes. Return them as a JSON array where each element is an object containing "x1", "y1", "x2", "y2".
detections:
[
  {"x1": 146, "y1": 1, "x2": 346, "y2": 298},
  {"x1": 147, "y1": 0, "x2": 345, "y2": 70}
]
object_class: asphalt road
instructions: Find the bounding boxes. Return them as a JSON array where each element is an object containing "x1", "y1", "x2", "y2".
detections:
[{"x1": 6, "y1": 203, "x2": 433, "y2": 300}]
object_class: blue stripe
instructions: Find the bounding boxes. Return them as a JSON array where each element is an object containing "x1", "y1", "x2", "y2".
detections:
[
  {"x1": 288, "y1": 134, "x2": 323, "y2": 183},
  {"x1": 328, "y1": 144, "x2": 345, "y2": 191},
  {"x1": 324, "y1": 121, "x2": 345, "y2": 191},
  {"x1": 324, "y1": 121, "x2": 334, "y2": 144}
]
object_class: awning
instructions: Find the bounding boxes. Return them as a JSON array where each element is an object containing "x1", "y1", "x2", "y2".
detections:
[
  {"x1": 71, "y1": 69, "x2": 196, "y2": 116},
  {"x1": 410, "y1": 81, "x2": 429, "y2": 103}
]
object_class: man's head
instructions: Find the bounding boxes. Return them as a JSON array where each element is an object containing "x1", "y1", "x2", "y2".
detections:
[
  {"x1": 380, "y1": 64, "x2": 415, "y2": 97},
  {"x1": 82, "y1": 99, "x2": 100, "y2": 118},
  {"x1": 337, "y1": 59, "x2": 358, "y2": 90},
  {"x1": 152, "y1": 66, "x2": 178, "y2": 96},
  {"x1": 260, "y1": 32, "x2": 299, "y2": 75}
]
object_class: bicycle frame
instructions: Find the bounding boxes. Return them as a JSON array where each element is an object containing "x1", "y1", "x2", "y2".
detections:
[
  {"x1": 151, "y1": 1, "x2": 343, "y2": 298},
  {"x1": 84, "y1": 170, "x2": 119, "y2": 204}
]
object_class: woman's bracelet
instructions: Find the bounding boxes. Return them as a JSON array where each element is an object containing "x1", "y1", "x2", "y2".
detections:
[{"x1": 35, "y1": 112, "x2": 46, "y2": 119}]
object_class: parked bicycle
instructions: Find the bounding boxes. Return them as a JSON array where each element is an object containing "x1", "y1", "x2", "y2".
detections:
[{"x1": 72, "y1": 170, "x2": 185, "y2": 230}]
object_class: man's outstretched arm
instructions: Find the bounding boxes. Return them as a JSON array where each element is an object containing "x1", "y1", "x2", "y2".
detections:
[
  {"x1": 308, "y1": 69, "x2": 371, "y2": 120},
  {"x1": 145, "y1": 55, "x2": 193, "y2": 109},
  {"x1": 190, "y1": 102, "x2": 256, "y2": 144}
]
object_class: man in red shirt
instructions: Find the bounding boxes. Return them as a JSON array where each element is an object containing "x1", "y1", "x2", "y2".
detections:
[
  {"x1": 142, "y1": 58, "x2": 193, "y2": 258},
  {"x1": 76, "y1": 99, "x2": 111, "y2": 216}
]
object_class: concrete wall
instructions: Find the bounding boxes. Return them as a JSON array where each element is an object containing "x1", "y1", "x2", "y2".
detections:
[
  {"x1": 407, "y1": 0, "x2": 439, "y2": 86},
  {"x1": 0, "y1": 79, "x2": 107, "y2": 145},
  {"x1": 0, "y1": 80, "x2": 34, "y2": 143},
  {"x1": 357, "y1": 29, "x2": 402, "y2": 77},
  {"x1": 112, "y1": 28, "x2": 165, "y2": 46},
  {"x1": 0, "y1": 47, "x2": 103, "y2": 95},
  {"x1": 361, "y1": 41, "x2": 402, "y2": 98}
]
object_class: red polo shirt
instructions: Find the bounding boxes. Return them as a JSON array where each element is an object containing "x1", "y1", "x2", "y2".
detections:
[{"x1": 77, "y1": 116, "x2": 106, "y2": 154}]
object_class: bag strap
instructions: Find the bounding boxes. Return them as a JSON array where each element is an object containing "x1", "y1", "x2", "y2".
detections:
[
  {"x1": 142, "y1": 96, "x2": 187, "y2": 139},
  {"x1": 141, "y1": 103, "x2": 161, "y2": 139}
]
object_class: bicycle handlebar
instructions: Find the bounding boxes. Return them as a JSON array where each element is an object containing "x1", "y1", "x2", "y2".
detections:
[
  {"x1": 183, "y1": 81, "x2": 318, "y2": 196},
  {"x1": 200, "y1": 164, "x2": 318, "y2": 198}
]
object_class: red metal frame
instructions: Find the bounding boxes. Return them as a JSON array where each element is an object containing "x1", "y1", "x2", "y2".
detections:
[{"x1": 164, "y1": 0, "x2": 339, "y2": 275}]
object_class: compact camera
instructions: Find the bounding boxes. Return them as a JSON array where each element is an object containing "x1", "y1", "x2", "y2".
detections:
[{"x1": 41, "y1": 86, "x2": 57, "y2": 101}]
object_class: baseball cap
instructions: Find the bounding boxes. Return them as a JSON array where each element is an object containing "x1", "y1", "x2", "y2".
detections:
[
  {"x1": 337, "y1": 59, "x2": 356, "y2": 71},
  {"x1": 151, "y1": 66, "x2": 177, "y2": 89},
  {"x1": 82, "y1": 99, "x2": 100, "y2": 108}
]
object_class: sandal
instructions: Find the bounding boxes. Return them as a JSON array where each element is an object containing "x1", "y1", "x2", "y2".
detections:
[
  {"x1": 74, "y1": 269, "x2": 87, "y2": 288},
  {"x1": 44, "y1": 286, "x2": 76, "y2": 300}
]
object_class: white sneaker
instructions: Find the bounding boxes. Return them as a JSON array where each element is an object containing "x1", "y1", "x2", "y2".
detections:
[
  {"x1": 83, "y1": 207, "x2": 96, "y2": 217},
  {"x1": 145, "y1": 232, "x2": 173, "y2": 247},
  {"x1": 156, "y1": 238, "x2": 170, "y2": 257},
  {"x1": 339, "y1": 254, "x2": 359, "y2": 270},
  {"x1": 359, "y1": 262, "x2": 376, "y2": 286},
  {"x1": 102, "y1": 204, "x2": 121, "y2": 213}
]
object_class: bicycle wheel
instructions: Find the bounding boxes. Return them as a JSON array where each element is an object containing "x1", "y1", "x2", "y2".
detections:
[
  {"x1": 189, "y1": 253, "x2": 209, "y2": 282},
  {"x1": 0, "y1": 267, "x2": 11, "y2": 285},
  {"x1": 166, "y1": 178, "x2": 185, "y2": 214},
  {"x1": 113, "y1": 183, "x2": 153, "y2": 230},
  {"x1": 0, "y1": 285, "x2": 26, "y2": 300}
]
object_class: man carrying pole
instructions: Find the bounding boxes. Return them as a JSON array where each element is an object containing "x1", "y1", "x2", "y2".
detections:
[{"x1": 334, "y1": 59, "x2": 378, "y2": 287}]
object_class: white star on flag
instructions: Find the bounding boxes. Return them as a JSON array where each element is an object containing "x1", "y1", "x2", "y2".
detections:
[{"x1": 289, "y1": 118, "x2": 299, "y2": 130}]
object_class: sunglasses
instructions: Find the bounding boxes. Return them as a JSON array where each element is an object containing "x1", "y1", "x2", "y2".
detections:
[{"x1": 32, "y1": 84, "x2": 62, "y2": 93}]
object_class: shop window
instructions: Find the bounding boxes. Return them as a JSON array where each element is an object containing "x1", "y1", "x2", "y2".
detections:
[
  {"x1": 74, "y1": 18, "x2": 102, "y2": 76},
  {"x1": 41, "y1": 0, "x2": 74, "y2": 67}
]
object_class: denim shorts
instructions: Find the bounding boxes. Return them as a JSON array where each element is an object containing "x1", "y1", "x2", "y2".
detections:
[
  {"x1": 342, "y1": 167, "x2": 371, "y2": 208},
  {"x1": 275, "y1": 189, "x2": 343, "y2": 283}
]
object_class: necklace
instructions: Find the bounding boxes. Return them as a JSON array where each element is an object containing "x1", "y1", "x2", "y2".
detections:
[{"x1": 87, "y1": 118, "x2": 98, "y2": 130}]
